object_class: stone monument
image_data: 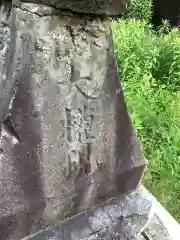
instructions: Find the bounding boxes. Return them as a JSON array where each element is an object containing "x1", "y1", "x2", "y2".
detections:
[{"x1": 0, "y1": 1, "x2": 152, "y2": 239}]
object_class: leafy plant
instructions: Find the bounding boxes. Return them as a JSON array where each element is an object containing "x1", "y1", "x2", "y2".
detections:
[
  {"x1": 112, "y1": 19, "x2": 180, "y2": 222},
  {"x1": 123, "y1": 0, "x2": 153, "y2": 22}
]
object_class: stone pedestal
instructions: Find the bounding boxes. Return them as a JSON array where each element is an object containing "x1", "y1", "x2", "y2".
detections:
[
  {"x1": 22, "y1": 186, "x2": 180, "y2": 240},
  {"x1": 22, "y1": 186, "x2": 155, "y2": 240}
]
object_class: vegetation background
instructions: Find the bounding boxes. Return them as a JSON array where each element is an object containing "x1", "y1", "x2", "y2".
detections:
[{"x1": 112, "y1": 0, "x2": 180, "y2": 221}]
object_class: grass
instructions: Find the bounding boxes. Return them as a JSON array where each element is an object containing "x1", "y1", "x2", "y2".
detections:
[
  {"x1": 123, "y1": 0, "x2": 153, "y2": 22},
  {"x1": 112, "y1": 19, "x2": 180, "y2": 222}
]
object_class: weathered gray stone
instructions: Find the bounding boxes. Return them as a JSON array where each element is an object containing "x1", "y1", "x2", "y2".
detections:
[
  {"x1": 21, "y1": 186, "x2": 154, "y2": 240},
  {"x1": 142, "y1": 197, "x2": 180, "y2": 240},
  {"x1": 0, "y1": 2, "x2": 12, "y2": 122},
  {"x1": 0, "y1": 1, "x2": 146, "y2": 239},
  {"x1": 17, "y1": 0, "x2": 129, "y2": 16},
  {"x1": 143, "y1": 215, "x2": 172, "y2": 240}
]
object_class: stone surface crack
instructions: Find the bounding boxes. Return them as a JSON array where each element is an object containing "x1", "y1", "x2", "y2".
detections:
[
  {"x1": 14, "y1": 5, "x2": 43, "y2": 17},
  {"x1": 66, "y1": 25, "x2": 76, "y2": 46},
  {"x1": 3, "y1": 116, "x2": 21, "y2": 142},
  {"x1": 141, "y1": 231, "x2": 152, "y2": 240},
  {"x1": 75, "y1": 84, "x2": 98, "y2": 100}
]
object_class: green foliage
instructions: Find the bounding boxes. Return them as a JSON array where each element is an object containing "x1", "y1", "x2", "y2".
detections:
[
  {"x1": 112, "y1": 19, "x2": 180, "y2": 222},
  {"x1": 153, "y1": 23, "x2": 180, "y2": 90},
  {"x1": 123, "y1": 0, "x2": 153, "y2": 22}
]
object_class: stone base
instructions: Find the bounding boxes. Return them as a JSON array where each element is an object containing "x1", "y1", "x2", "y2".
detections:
[
  {"x1": 140, "y1": 196, "x2": 180, "y2": 240},
  {"x1": 22, "y1": 186, "x2": 155, "y2": 240}
]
